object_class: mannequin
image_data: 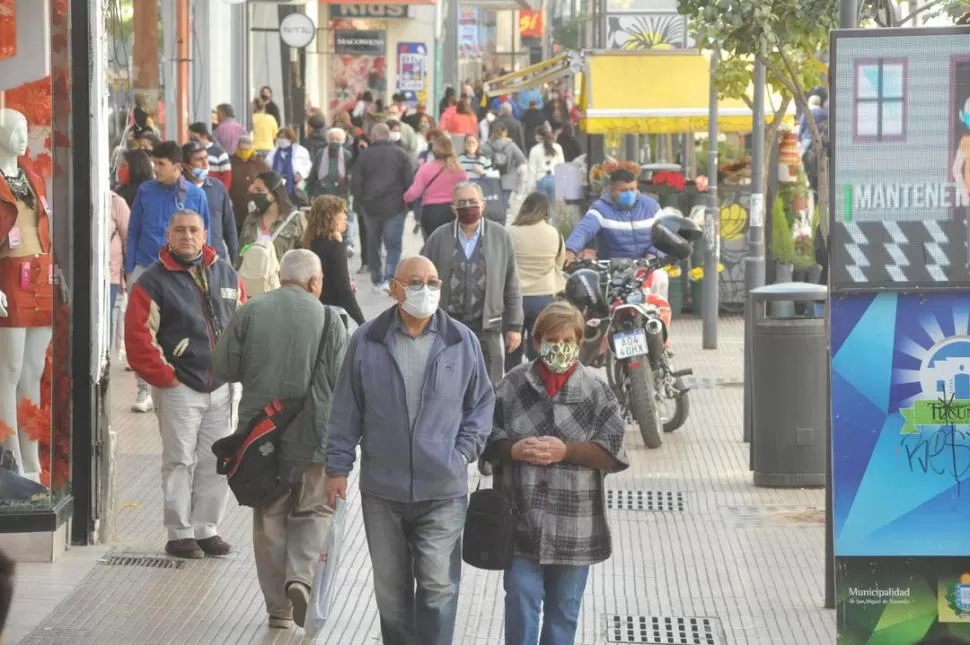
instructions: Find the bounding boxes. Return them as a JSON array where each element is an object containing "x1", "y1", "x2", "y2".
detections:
[{"x1": 0, "y1": 108, "x2": 53, "y2": 485}]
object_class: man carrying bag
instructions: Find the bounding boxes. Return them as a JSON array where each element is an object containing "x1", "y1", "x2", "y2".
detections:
[{"x1": 212, "y1": 250, "x2": 349, "y2": 631}]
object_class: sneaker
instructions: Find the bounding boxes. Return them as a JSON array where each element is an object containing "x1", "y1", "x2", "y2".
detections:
[
  {"x1": 375, "y1": 281, "x2": 391, "y2": 295},
  {"x1": 165, "y1": 538, "x2": 205, "y2": 559},
  {"x1": 347, "y1": 244, "x2": 355, "y2": 257},
  {"x1": 268, "y1": 615, "x2": 293, "y2": 630},
  {"x1": 197, "y1": 535, "x2": 231, "y2": 557},
  {"x1": 357, "y1": 264, "x2": 370, "y2": 274},
  {"x1": 286, "y1": 582, "x2": 311, "y2": 628},
  {"x1": 131, "y1": 391, "x2": 153, "y2": 413}
]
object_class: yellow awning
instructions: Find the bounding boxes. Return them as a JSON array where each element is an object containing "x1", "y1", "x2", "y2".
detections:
[
  {"x1": 483, "y1": 54, "x2": 580, "y2": 97},
  {"x1": 579, "y1": 51, "x2": 794, "y2": 134}
]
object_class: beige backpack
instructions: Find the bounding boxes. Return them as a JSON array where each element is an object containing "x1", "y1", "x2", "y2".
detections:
[{"x1": 238, "y1": 210, "x2": 302, "y2": 297}]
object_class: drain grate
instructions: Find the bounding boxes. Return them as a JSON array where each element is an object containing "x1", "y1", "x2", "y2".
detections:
[
  {"x1": 99, "y1": 553, "x2": 185, "y2": 569},
  {"x1": 606, "y1": 490, "x2": 685, "y2": 512},
  {"x1": 606, "y1": 615, "x2": 723, "y2": 644}
]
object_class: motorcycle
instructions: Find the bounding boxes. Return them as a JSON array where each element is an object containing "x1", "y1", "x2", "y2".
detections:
[{"x1": 562, "y1": 214, "x2": 701, "y2": 449}]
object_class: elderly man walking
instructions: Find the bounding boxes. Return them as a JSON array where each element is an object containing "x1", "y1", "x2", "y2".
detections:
[
  {"x1": 326, "y1": 255, "x2": 494, "y2": 645},
  {"x1": 125, "y1": 210, "x2": 246, "y2": 559},
  {"x1": 421, "y1": 181, "x2": 523, "y2": 385},
  {"x1": 213, "y1": 250, "x2": 348, "y2": 631}
]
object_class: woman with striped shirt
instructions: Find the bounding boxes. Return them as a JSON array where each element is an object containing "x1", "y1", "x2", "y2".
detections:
[{"x1": 458, "y1": 134, "x2": 495, "y2": 178}]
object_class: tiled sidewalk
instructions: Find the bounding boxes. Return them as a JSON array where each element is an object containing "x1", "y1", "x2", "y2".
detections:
[{"x1": 15, "y1": 222, "x2": 835, "y2": 644}]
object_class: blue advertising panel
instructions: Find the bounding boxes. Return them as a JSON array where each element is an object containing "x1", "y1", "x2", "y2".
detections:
[{"x1": 395, "y1": 42, "x2": 428, "y2": 106}]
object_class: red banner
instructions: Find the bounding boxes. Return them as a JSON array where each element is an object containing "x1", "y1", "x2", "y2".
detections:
[
  {"x1": 519, "y1": 10, "x2": 542, "y2": 39},
  {"x1": 0, "y1": 0, "x2": 15, "y2": 61}
]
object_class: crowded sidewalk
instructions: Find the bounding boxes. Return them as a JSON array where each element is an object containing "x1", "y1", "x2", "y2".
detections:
[{"x1": 8, "y1": 220, "x2": 835, "y2": 645}]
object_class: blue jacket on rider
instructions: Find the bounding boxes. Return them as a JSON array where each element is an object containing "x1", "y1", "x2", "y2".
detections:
[{"x1": 565, "y1": 191, "x2": 661, "y2": 259}]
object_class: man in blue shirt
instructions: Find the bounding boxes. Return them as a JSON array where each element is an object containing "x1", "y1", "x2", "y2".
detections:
[
  {"x1": 182, "y1": 141, "x2": 238, "y2": 263},
  {"x1": 125, "y1": 140, "x2": 211, "y2": 413}
]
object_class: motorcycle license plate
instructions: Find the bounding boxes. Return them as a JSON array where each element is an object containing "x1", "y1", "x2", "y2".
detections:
[{"x1": 613, "y1": 329, "x2": 648, "y2": 359}]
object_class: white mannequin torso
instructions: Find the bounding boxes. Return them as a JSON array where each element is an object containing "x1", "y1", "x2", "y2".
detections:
[{"x1": 0, "y1": 108, "x2": 29, "y2": 178}]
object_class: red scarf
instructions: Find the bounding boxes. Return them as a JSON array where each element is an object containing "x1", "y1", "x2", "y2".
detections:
[{"x1": 538, "y1": 361, "x2": 578, "y2": 398}]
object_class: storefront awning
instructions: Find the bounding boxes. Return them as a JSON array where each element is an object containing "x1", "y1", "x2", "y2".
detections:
[
  {"x1": 579, "y1": 50, "x2": 795, "y2": 134},
  {"x1": 483, "y1": 53, "x2": 582, "y2": 97}
]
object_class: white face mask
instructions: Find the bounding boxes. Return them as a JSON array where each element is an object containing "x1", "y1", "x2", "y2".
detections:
[
  {"x1": 277, "y1": 139, "x2": 292, "y2": 149},
  {"x1": 389, "y1": 131, "x2": 402, "y2": 142},
  {"x1": 486, "y1": 113, "x2": 496, "y2": 123},
  {"x1": 400, "y1": 286, "x2": 440, "y2": 319}
]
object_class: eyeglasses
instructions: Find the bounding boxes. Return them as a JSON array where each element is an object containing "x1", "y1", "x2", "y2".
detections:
[
  {"x1": 395, "y1": 278, "x2": 443, "y2": 292},
  {"x1": 454, "y1": 199, "x2": 480, "y2": 208}
]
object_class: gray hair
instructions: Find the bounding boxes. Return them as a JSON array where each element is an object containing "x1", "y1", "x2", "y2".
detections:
[
  {"x1": 237, "y1": 134, "x2": 253, "y2": 145},
  {"x1": 168, "y1": 209, "x2": 205, "y2": 229},
  {"x1": 452, "y1": 181, "x2": 484, "y2": 202},
  {"x1": 498, "y1": 102, "x2": 513, "y2": 116},
  {"x1": 370, "y1": 123, "x2": 391, "y2": 141},
  {"x1": 279, "y1": 249, "x2": 323, "y2": 284},
  {"x1": 326, "y1": 127, "x2": 346, "y2": 144}
]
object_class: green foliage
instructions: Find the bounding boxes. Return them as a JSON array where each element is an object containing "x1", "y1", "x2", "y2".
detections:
[
  {"x1": 771, "y1": 196, "x2": 796, "y2": 264},
  {"x1": 553, "y1": 15, "x2": 587, "y2": 51}
]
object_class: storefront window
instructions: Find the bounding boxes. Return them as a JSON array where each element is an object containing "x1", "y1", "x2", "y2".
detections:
[
  {"x1": 0, "y1": 0, "x2": 72, "y2": 515},
  {"x1": 330, "y1": 20, "x2": 387, "y2": 114}
]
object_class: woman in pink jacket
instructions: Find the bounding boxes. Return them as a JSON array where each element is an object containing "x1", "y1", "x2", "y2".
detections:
[
  {"x1": 109, "y1": 191, "x2": 130, "y2": 343},
  {"x1": 404, "y1": 136, "x2": 468, "y2": 239}
]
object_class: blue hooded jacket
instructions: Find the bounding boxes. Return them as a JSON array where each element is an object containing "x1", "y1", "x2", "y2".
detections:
[
  {"x1": 565, "y1": 191, "x2": 661, "y2": 259},
  {"x1": 125, "y1": 177, "x2": 211, "y2": 273}
]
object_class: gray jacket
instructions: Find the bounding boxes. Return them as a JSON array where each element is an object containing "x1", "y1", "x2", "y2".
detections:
[
  {"x1": 326, "y1": 307, "x2": 495, "y2": 502},
  {"x1": 212, "y1": 285, "x2": 349, "y2": 462},
  {"x1": 483, "y1": 138, "x2": 527, "y2": 192},
  {"x1": 421, "y1": 219, "x2": 524, "y2": 333}
]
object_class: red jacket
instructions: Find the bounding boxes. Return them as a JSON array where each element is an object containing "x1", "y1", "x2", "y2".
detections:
[
  {"x1": 125, "y1": 245, "x2": 246, "y2": 392},
  {"x1": 0, "y1": 164, "x2": 49, "y2": 249}
]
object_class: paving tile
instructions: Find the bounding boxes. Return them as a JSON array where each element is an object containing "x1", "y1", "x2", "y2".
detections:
[{"x1": 17, "y1": 218, "x2": 835, "y2": 644}]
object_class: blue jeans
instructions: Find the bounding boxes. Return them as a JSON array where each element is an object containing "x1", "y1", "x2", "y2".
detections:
[
  {"x1": 361, "y1": 493, "x2": 467, "y2": 645},
  {"x1": 366, "y1": 211, "x2": 406, "y2": 285},
  {"x1": 504, "y1": 556, "x2": 590, "y2": 645},
  {"x1": 345, "y1": 208, "x2": 357, "y2": 249},
  {"x1": 505, "y1": 294, "x2": 555, "y2": 372},
  {"x1": 536, "y1": 175, "x2": 556, "y2": 203}
]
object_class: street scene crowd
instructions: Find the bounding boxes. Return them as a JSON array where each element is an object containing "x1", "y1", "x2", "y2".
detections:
[{"x1": 103, "y1": 80, "x2": 685, "y2": 645}]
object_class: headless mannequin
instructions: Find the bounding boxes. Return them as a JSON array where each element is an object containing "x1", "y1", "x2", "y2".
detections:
[{"x1": 0, "y1": 108, "x2": 51, "y2": 483}]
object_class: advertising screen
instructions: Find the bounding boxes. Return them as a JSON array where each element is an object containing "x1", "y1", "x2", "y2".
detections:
[{"x1": 830, "y1": 28, "x2": 970, "y2": 291}]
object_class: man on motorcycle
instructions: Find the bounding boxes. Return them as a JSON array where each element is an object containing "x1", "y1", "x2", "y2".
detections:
[{"x1": 564, "y1": 168, "x2": 668, "y2": 299}]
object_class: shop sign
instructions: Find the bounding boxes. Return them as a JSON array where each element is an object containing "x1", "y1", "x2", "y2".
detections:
[
  {"x1": 334, "y1": 29, "x2": 386, "y2": 55},
  {"x1": 395, "y1": 42, "x2": 427, "y2": 105},
  {"x1": 330, "y1": 4, "x2": 409, "y2": 19},
  {"x1": 279, "y1": 12, "x2": 316, "y2": 49},
  {"x1": 519, "y1": 10, "x2": 542, "y2": 39}
]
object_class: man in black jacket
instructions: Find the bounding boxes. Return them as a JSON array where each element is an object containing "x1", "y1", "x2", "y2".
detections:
[
  {"x1": 351, "y1": 123, "x2": 414, "y2": 293},
  {"x1": 491, "y1": 102, "x2": 526, "y2": 153}
]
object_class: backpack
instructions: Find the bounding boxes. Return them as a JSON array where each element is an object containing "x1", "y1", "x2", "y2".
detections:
[
  {"x1": 237, "y1": 210, "x2": 303, "y2": 297},
  {"x1": 491, "y1": 143, "x2": 510, "y2": 174}
]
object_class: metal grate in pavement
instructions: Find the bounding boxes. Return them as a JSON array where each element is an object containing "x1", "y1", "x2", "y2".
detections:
[
  {"x1": 607, "y1": 489, "x2": 685, "y2": 512},
  {"x1": 98, "y1": 553, "x2": 185, "y2": 569},
  {"x1": 606, "y1": 615, "x2": 723, "y2": 644}
]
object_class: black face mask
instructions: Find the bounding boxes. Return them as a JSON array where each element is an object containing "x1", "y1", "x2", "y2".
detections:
[{"x1": 248, "y1": 192, "x2": 272, "y2": 215}]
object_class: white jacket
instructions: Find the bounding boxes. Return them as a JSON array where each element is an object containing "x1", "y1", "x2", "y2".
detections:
[
  {"x1": 525, "y1": 142, "x2": 565, "y2": 192},
  {"x1": 266, "y1": 143, "x2": 313, "y2": 183}
]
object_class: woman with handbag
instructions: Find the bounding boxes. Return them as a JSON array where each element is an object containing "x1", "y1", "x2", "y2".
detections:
[
  {"x1": 481, "y1": 302, "x2": 629, "y2": 645},
  {"x1": 403, "y1": 136, "x2": 467, "y2": 239}
]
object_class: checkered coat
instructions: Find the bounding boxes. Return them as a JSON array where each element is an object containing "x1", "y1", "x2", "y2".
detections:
[{"x1": 488, "y1": 362, "x2": 629, "y2": 566}]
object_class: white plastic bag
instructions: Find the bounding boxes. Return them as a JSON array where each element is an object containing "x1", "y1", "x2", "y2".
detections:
[{"x1": 305, "y1": 497, "x2": 348, "y2": 637}]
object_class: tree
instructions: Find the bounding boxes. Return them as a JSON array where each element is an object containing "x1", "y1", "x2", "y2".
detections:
[{"x1": 678, "y1": 0, "x2": 836, "y2": 227}]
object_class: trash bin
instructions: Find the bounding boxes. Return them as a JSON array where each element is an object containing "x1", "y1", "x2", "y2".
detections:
[{"x1": 747, "y1": 282, "x2": 827, "y2": 488}]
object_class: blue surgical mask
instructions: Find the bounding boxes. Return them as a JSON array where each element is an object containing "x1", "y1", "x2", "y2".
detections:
[
  {"x1": 191, "y1": 167, "x2": 208, "y2": 182},
  {"x1": 618, "y1": 190, "x2": 637, "y2": 209},
  {"x1": 962, "y1": 111, "x2": 970, "y2": 132}
]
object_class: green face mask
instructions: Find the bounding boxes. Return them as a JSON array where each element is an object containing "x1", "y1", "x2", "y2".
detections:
[{"x1": 538, "y1": 341, "x2": 580, "y2": 374}]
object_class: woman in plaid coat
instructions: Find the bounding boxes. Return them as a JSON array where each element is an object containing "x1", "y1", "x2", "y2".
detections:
[{"x1": 483, "y1": 301, "x2": 630, "y2": 645}]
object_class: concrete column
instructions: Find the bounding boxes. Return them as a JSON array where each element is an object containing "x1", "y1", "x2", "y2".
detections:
[{"x1": 230, "y1": 3, "x2": 250, "y2": 129}]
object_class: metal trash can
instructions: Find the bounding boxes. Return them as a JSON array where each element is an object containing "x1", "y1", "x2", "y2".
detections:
[{"x1": 747, "y1": 282, "x2": 827, "y2": 488}]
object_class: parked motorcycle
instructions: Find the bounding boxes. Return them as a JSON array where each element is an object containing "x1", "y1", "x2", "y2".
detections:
[{"x1": 562, "y1": 214, "x2": 701, "y2": 449}]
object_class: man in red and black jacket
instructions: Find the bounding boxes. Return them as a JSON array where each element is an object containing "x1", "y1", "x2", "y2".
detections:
[{"x1": 124, "y1": 209, "x2": 246, "y2": 559}]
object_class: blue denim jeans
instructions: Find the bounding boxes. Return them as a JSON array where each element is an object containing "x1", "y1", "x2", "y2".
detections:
[
  {"x1": 536, "y1": 175, "x2": 556, "y2": 203},
  {"x1": 366, "y1": 211, "x2": 406, "y2": 285},
  {"x1": 504, "y1": 556, "x2": 590, "y2": 645},
  {"x1": 505, "y1": 294, "x2": 555, "y2": 373},
  {"x1": 361, "y1": 493, "x2": 467, "y2": 645}
]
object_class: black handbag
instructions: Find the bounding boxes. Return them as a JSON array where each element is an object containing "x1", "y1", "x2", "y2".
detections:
[{"x1": 462, "y1": 477, "x2": 517, "y2": 570}]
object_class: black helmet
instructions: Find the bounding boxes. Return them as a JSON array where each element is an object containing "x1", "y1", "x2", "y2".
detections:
[
  {"x1": 651, "y1": 214, "x2": 702, "y2": 261},
  {"x1": 564, "y1": 269, "x2": 607, "y2": 316}
]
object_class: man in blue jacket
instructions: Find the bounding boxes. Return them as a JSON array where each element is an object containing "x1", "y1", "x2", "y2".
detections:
[
  {"x1": 182, "y1": 141, "x2": 238, "y2": 263},
  {"x1": 564, "y1": 168, "x2": 669, "y2": 298},
  {"x1": 125, "y1": 140, "x2": 211, "y2": 413},
  {"x1": 326, "y1": 255, "x2": 494, "y2": 645}
]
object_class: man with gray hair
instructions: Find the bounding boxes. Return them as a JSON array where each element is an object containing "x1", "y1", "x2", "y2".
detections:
[
  {"x1": 491, "y1": 101, "x2": 526, "y2": 152},
  {"x1": 351, "y1": 122, "x2": 415, "y2": 293},
  {"x1": 213, "y1": 249, "x2": 349, "y2": 631},
  {"x1": 421, "y1": 181, "x2": 523, "y2": 385}
]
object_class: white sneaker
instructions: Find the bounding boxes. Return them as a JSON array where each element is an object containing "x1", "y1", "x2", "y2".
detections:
[
  {"x1": 347, "y1": 244, "x2": 355, "y2": 257},
  {"x1": 131, "y1": 391, "x2": 153, "y2": 413},
  {"x1": 379, "y1": 281, "x2": 391, "y2": 295}
]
